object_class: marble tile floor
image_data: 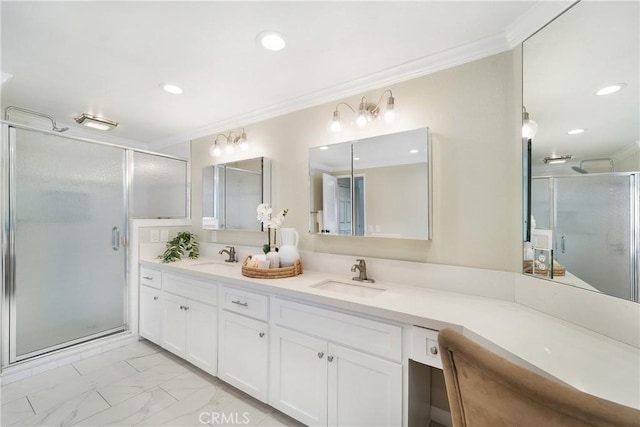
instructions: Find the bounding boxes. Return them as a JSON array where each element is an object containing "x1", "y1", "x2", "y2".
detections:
[{"x1": 0, "y1": 340, "x2": 304, "y2": 427}]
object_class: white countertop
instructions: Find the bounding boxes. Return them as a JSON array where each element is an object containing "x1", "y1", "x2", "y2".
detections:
[{"x1": 140, "y1": 257, "x2": 640, "y2": 410}]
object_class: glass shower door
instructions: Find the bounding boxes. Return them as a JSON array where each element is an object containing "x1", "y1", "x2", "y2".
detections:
[
  {"x1": 10, "y1": 127, "x2": 127, "y2": 362},
  {"x1": 554, "y1": 174, "x2": 634, "y2": 300}
]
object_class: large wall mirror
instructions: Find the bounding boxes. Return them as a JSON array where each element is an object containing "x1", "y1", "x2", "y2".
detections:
[
  {"x1": 309, "y1": 128, "x2": 431, "y2": 240},
  {"x1": 202, "y1": 157, "x2": 271, "y2": 231},
  {"x1": 523, "y1": 1, "x2": 639, "y2": 302}
]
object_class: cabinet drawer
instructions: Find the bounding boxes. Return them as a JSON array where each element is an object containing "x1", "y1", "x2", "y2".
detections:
[
  {"x1": 163, "y1": 273, "x2": 217, "y2": 306},
  {"x1": 410, "y1": 326, "x2": 442, "y2": 369},
  {"x1": 140, "y1": 267, "x2": 161, "y2": 289},
  {"x1": 220, "y1": 286, "x2": 269, "y2": 321},
  {"x1": 272, "y1": 298, "x2": 401, "y2": 362}
]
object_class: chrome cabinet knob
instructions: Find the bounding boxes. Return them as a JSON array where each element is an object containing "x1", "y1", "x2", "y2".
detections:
[
  {"x1": 259, "y1": 332, "x2": 265, "y2": 338},
  {"x1": 430, "y1": 346, "x2": 438, "y2": 355},
  {"x1": 317, "y1": 352, "x2": 324, "y2": 359},
  {"x1": 327, "y1": 355, "x2": 334, "y2": 362},
  {"x1": 153, "y1": 296, "x2": 158, "y2": 301}
]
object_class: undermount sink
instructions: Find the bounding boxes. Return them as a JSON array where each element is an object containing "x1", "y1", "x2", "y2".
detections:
[
  {"x1": 311, "y1": 280, "x2": 386, "y2": 298},
  {"x1": 189, "y1": 261, "x2": 236, "y2": 267}
]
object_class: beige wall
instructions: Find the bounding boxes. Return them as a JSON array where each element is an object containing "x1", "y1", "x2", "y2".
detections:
[{"x1": 192, "y1": 50, "x2": 522, "y2": 272}]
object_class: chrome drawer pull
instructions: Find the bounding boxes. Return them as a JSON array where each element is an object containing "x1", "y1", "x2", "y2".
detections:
[
  {"x1": 231, "y1": 300, "x2": 248, "y2": 307},
  {"x1": 143, "y1": 276, "x2": 153, "y2": 280}
]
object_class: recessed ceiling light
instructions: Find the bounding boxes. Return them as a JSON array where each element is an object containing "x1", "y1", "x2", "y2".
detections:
[
  {"x1": 567, "y1": 128, "x2": 585, "y2": 135},
  {"x1": 161, "y1": 84, "x2": 183, "y2": 95},
  {"x1": 409, "y1": 149, "x2": 419, "y2": 154},
  {"x1": 258, "y1": 31, "x2": 286, "y2": 51},
  {"x1": 596, "y1": 83, "x2": 626, "y2": 96},
  {"x1": 319, "y1": 146, "x2": 329, "y2": 150}
]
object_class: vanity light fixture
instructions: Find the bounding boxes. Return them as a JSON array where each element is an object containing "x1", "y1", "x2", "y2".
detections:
[
  {"x1": 331, "y1": 89, "x2": 396, "y2": 133},
  {"x1": 543, "y1": 155, "x2": 572, "y2": 164},
  {"x1": 74, "y1": 113, "x2": 119, "y2": 131},
  {"x1": 596, "y1": 83, "x2": 626, "y2": 96},
  {"x1": 567, "y1": 128, "x2": 585, "y2": 135},
  {"x1": 522, "y1": 106, "x2": 538, "y2": 139},
  {"x1": 210, "y1": 128, "x2": 249, "y2": 157}
]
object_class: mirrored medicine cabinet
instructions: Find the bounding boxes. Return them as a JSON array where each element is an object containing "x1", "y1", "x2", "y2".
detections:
[
  {"x1": 309, "y1": 127, "x2": 431, "y2": 240},
  {"x1": 202, "y1": 157, "x2": 271, "y2": 231}
]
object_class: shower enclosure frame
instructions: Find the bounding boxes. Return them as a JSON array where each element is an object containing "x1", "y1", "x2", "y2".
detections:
[
  {"x1": 530, "y1": 172, "x2": 639, "y2": 302},
  {"x1": 0, "y1": 121, "x2": 190, "y2": 368}
]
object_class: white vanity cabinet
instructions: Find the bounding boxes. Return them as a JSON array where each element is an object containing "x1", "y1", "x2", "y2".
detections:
[
  {"x1": 218, "y1": 286, "x2": 269, "y2": 402},
  {"x1": 269, "y1": 298, "x2": 403, "y2": 427},
  {"x1": 139, "y1": 267, "x2": 162, "y2": 345},
  {"x1": 140, "y1": 285, "x2": 162, "y2": 345},
  {"x1": 160, "y1": 273, "x2": 218, "y2": 376}
]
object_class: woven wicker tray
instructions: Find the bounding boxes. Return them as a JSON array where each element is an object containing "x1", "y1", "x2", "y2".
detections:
[{"x1": 241, "y1": 255, "x2": 303, "y2": 279}]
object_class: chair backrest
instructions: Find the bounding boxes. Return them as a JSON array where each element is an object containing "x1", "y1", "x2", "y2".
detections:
[{"x1": 438, "y1": 328, "x2": 639, "y2": 427}]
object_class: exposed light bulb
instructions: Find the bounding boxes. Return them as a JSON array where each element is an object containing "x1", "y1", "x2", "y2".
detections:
[
  {"x1": 226, "y1": 144, "x2": 234, "y2": 154},
  {"x1": 239, "y1": 140, "x2": 249, "y2": 151},
  {"x1": 331, "y1": 121, "x2": 342, "y2": 132},
  {"x1": 356, "y1": 113, "x2": 368, "y2": 127},
  {"x1": 384, "y1": 109, "x2": 396, "y2": 122},
  {"x1": 522, "y1": 119, "x2": 538, "y2": 139},
  {"x1": 210, "y1": 145, "x2": 222, "y2": 157}
]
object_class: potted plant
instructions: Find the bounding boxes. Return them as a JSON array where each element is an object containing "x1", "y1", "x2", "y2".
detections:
[{"x1": 159, "y1": 231, "x2": 200, "y2": 263}]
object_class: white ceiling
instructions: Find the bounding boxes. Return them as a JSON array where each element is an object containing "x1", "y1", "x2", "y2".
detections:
[
  {"x1": 0, "y1": 1, "x2": 569, "y2": 150},
  {"x1": 524, "y1": 1, "x2": 640, "y2": 170}
]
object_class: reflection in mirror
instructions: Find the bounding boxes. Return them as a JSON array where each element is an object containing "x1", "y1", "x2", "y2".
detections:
[
  {"x1": 309, "y1": 128, "x2": 430, "y2": 240},
  {"x1": 523, "y1": 2, "x2": 639, "y2": 302},
  {"x1": 202, "y1": 157, "x2": 271, "y2": 231}
]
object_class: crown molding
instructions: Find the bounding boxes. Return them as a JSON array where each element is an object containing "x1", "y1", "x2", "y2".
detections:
[
  {"x1": 505, "y1": 0, "x2": 575, "y2": 48},
  {"x1": 149, "y1": 32, "x2": 511, "y2": 149}
]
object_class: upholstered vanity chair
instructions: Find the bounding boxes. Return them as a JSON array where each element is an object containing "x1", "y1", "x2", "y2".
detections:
[{"x1": 438, "y1": 328, "x2": 640, "y2": 427}]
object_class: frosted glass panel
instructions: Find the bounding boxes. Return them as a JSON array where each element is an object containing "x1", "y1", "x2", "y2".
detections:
[
  {"x1": 13, "y1": 128, "x2": 126, "y2": 359},
  {"x1": 531, "y1": 178, "x2": 551, "y2": 229},
  {"x1": 554, "y1": 175, "x2": 633, "y2": 299},
  {"x1": 132, "y1": 152, "x2": 187, "y2": 218}
]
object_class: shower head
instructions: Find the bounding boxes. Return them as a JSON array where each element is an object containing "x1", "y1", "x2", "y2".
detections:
[
  {"x1": 4, "y1": 106, "x2": 68, "y2": 132},
  {"x1": 571, "y1": 158, "x2": 614, "y2": 174},
  {"x1": 572, "y1": 166, "x2": 588, "y2": 174}
]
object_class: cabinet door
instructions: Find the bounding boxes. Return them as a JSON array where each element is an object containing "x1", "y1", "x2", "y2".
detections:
[
  {"x1": 185, "y1": 299, "x2": 217, "y2": 376},
  {"x1": 161, "y1": 292, "x2": 187, "y2": 357},
  {"x1": 328, "y1": 344, "x2": 402, "y2": 427},
  {"x1": 139, "y1": 285, "x2": 162, "y2": 344},
  {"x1": 218, "y1": 310, "x2": 268, "y2": 402},
  {"x1": 270, "y1": 326, "x2": 328, "y2": 427}
]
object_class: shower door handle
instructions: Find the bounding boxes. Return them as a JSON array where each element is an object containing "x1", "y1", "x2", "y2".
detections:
[
  {"x1": 112, "y1": 227, "x2": 121, "y2": 251},
  {"x1": 561, "y1": 235, "x2": 566, "y2": 254}
]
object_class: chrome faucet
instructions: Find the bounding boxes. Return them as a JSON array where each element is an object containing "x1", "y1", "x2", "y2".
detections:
[
  {"x1": 219, "y1": 246, "x2": 237, "y2": 263},
  {"x1": 351, "y1": 259, "x2": 374, "y2": 283}
]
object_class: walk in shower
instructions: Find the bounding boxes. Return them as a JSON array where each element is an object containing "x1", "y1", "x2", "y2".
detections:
[
  {"x1": 1, "y1": 123, "x2": 188, "y2": 364},
  {"x1": 530, "y1": 173, "x2": 639, "y2": 301}
]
